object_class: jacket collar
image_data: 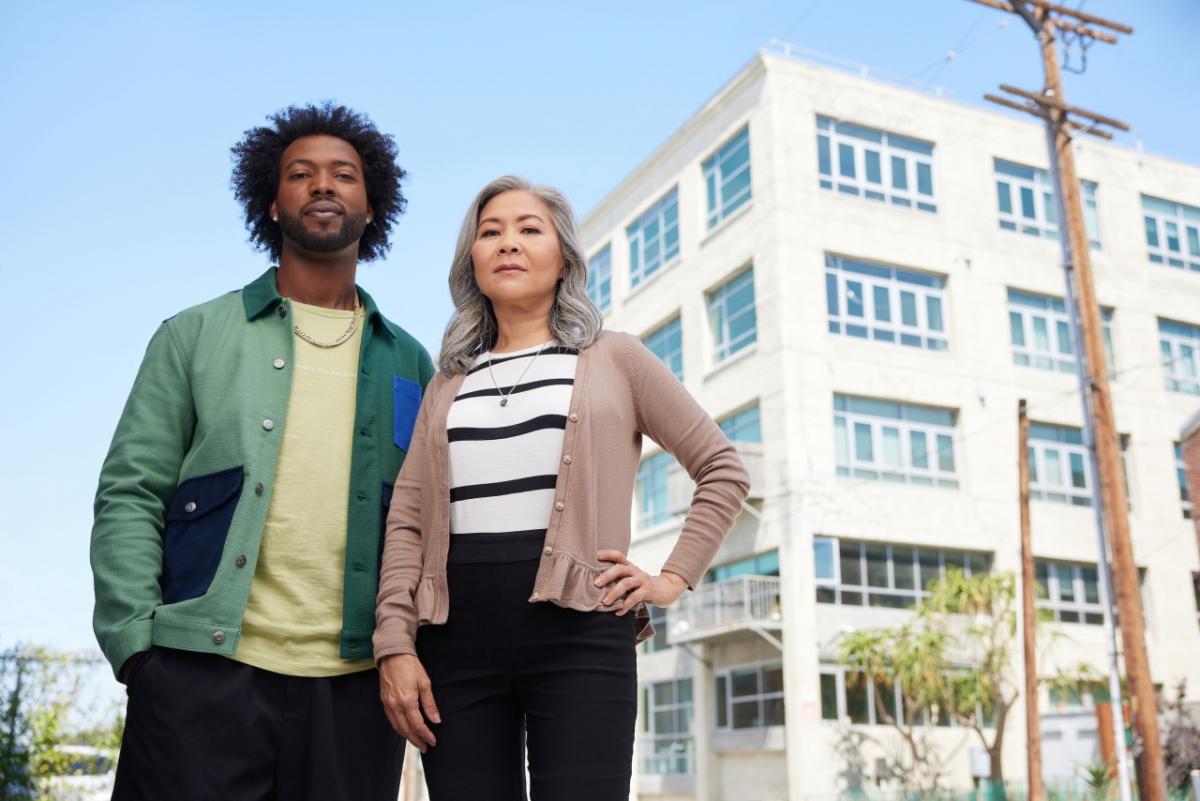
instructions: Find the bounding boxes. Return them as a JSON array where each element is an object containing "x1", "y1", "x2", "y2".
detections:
[{"x1": 241, "y1": 266, "x2": 394, "y2": 339}]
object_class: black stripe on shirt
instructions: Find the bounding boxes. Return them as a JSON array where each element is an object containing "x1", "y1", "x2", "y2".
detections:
[
  {"x1": 455, "y1": 377, "x2": 575, "y2": 401},
  {"x1": 447, "y1": 414, "x2": 567, "y2": 442},
  {"x1": 450, "y1": 474, "x2": 559, "y2": 502},
  {"x1": 466, "y1": 346, "x2": 580, "y2": 375}
]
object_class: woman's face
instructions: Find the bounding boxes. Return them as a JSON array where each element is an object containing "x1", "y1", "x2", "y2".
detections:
[{"x1": 471, "y1": 190, "x2": 565, "y2": 311}]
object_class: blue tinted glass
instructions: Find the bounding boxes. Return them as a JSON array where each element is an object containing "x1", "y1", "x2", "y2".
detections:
[
  {"x1": 826, "y1": 272, "x2": 839, "y2": 315},
  {"x1": 996, "y1": 159, "x2": 1037, "y2": 180},
  {"x1": 865, "y1": 150, "x2": 882, "y2": 184},
  {"x1": 839, "y1": 144, "x2": 856, "y2": 178},
  {"x1": 997, "y1": 181, "x2": 1012, "y2": 214},
  {"x1": 917, "y1": 163, "x2": 933, "y2": 196},
  {"x1": 891, "y1": 156, "x2": 908, "y2": 190},
  {"x1": 888, "y1": 133, "x2": 934, "y2": 155},
  {"x1": 835, "y1": 121, "x2": 883, "y2": 142},
  {"x1": 818, "y1": 135, "x2": 832, "y2": 176}
]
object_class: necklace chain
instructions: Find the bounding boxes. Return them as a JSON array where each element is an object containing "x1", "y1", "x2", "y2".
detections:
[
  {"x1": 292, "y1": 298, "x2": 362, "y2": 349},
  {"x1": 486, "y1": 340, "x2": 552, "y2": 407}
]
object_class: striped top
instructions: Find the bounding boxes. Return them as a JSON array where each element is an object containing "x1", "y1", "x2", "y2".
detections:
[{"x1": 447, "y1": 340, "x2": 579, "y2": 536}]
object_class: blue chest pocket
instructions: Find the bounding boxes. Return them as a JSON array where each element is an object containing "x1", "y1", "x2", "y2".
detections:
[{"x1": 392, "y1": 376, "x2": 422, "y2": 451}]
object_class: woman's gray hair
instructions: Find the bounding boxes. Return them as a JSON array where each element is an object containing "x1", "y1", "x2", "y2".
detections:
[{"x1": 437, "y1": 175, "x2": 604, "y2": 375}]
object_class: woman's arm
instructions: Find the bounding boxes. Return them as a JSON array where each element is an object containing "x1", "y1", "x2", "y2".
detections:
[{"x1": 624, "y1": 335, "x2": 751, "y2": 588}]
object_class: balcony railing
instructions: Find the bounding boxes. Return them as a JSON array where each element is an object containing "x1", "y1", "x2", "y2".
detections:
[
  {"x1": 665, "y1": 443, "x2": 764, "y2": 516},
  {"x1": 666, "y1": 574, "x2": 782, "y2": 645}
]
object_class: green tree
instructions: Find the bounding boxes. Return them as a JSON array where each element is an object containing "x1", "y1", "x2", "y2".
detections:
[{"x1": 838, "y1": 570, "x2": 1020, "y2": 797}]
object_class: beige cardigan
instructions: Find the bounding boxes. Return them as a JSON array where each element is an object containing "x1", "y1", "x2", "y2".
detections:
[{"x1": 373, "y1": 330, "x2": 751, "y2": 660}]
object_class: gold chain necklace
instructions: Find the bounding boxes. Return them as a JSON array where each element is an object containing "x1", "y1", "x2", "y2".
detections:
[{"x1": 291, "y1": 298, "x2": 363, "y2": 349}]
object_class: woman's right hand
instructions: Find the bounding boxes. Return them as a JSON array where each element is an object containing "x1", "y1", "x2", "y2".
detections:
[{"x1": 379, "y1": 654, "x2": 441, "y2": 752}]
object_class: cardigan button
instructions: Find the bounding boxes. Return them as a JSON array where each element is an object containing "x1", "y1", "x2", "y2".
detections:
[
  {"x1": 554, "y1": 501, "x2": 565, "y2": 511},
  {"x1": 562, "y1": 455, "x2": 572, "y2": 464},
  {"x1": 543, "y1": 546, "x2": 552, "y2": 556},
  {"x1": 568, "y1": 412, "x2": 579, "y2": 423}
]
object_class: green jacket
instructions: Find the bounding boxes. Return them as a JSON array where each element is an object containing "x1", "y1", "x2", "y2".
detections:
[{"x1": 91, "y1": 267, "x2": 434, "y2": 678}]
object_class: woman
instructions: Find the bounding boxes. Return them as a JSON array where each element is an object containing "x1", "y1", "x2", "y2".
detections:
[{"x1": 373, "y1": 175, "x2": 750, "y2": 800}]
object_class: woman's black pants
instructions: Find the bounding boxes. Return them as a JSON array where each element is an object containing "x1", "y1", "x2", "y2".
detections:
[{"x1": 417, "y1": 531, "x2": 638, "y2": 801}]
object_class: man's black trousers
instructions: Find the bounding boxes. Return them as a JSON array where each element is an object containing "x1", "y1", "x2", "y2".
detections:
[
  {"x1": 112, "y1": 646, "x2": 404, "y2": 801},
  {"x1": 416, "y1": 531, "x2": 639, "y2": 801}
]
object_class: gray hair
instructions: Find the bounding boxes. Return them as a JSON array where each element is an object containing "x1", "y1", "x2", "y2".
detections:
[{"x1": 437, "y1": 175, "x2": 604, "y2": 375}]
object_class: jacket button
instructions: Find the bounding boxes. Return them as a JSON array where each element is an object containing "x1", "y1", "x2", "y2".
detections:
[
  {"x1": 262, "y1": 419, "x2": 275, "y2": 431},
  {"x1": 212, "y1": 631, "x2": 225, "y2": 645},
  {"x1": 255, "y1": 482, "x2": 264, "y2": 495},
  {"x1": 184, "y1": 501, "x2": 197, "y2": 513},
  {"x1": 543, "y1": 546, "x2": 553, "y2": 556},
  {"x1": 568, "y1": 412, "x2": 579, "y2": 422},
  {"x1": 554, "y1": 501, "x2": 565, "y2": 511},
  {"x1": 235, "y1": 554, "x2": 247, "y2": 567},
  {"x1": 562, "y1": 454, "x2": 573, "y2": 464},
  {"x1": 273, "y1": 358, "x2": 286, "y2": 369},
  {"x1": 277, "y1": 305, "x2": 287, "y2": 318}
]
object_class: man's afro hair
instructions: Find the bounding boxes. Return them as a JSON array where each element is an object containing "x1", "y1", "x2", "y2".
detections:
[{"x1": 231, "y1": 102, "x2": 406, "y2": 262}]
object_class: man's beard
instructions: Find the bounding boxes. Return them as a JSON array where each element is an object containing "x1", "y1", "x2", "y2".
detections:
[{"x1": 278, "y1": 208, "x2": 369, "y2": 255}]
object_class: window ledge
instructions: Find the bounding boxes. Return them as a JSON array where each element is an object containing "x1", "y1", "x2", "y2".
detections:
[
  {"x1": 703, "y1": 342, "x2": 759, "y2": 382},
  {"x1": 713, "y1": 725, "x2": 787, "y2": 753},
  {"x1": 700, "y1": 201, "x2": 754, "y2": 248}
]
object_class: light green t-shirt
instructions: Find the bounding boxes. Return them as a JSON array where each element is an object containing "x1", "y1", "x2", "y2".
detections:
[{"x1": 232, "y1": 299, "x2": 374, "y2": 676}]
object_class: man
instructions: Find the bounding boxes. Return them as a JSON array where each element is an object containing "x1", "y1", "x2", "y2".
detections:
[{"x1": 91, "y1": 103, "x2": 433, "y2": 800}]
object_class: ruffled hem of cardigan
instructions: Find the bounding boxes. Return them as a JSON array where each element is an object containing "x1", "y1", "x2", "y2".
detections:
[{"x1": 535, "y1": 552, "x2": 655, "y2": 643}]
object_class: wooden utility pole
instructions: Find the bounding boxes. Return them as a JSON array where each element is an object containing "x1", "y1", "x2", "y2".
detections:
[
  {"x1": 1018, "y1": 400, "x2": 1044, "y2": 801},
  {"x1": 966, "y1": 4, "x2": 1167, "y2": 801}
]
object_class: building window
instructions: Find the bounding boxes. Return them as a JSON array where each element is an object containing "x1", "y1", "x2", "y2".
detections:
[
  {"x1": 1193, "y1": 574, "x2": 1200, "y2": 629},
  {"x1": 817, "y1": 116, "x2": 936, "y2": 212},
  {"x1": 706, "y1": 550, "x2": 779, "y2": 584},
  {"x1": 642, "y1": 604, "x2": 671, "y2": 654},
  {"x1": 641, "y1": 678, "x2": 694, "y2": 775},
  {"x1": 1007, "y1": 289, "x2": 1114, "y2": 374},
  {"x1": 1159, "y1": 318, "x2": 1200, "y2": 395},
  {"x1": 833, "y1": 395, "x2": 958, "y2": 488},
  {"x1": 1178, "y1": 443, "x2": 1193, "y2": 520},
  {"x1": 1027, "y1": 423, "x2": 1091, "y2": 506},
  {"x1": 716, "y1": 663, "x2": 784, "y2": 730},
  {"x1": 703, "y1": 126, "x2": 752, "y2": 228},
  {"x1": 586, "y1": 245, "x2": 612, "y2": 312},
  {"x1": 1035, "y1": 560, "x2": 1103, "y2": 625},
  {"x1": 820, "y1": 663, "x2": 985, "y2": 727},
  {"x1": 708, "y1": 268, "x2": 757, "y2": 362},
  {"x1": 813, "y1": 537, "x2": 990, "y2": 608},
  {"x1": 1047, "y1": 681, "x2": 1109, "y2": 711},
  {"x1": 643, "y1": 315, "x2": 684, "y2": 381},
  {"x1": 826, "y1": 254, "x2": 947, "y2": 350},
  {"x1": 1143, "y1": 194, "x2": 1200, "y2": 272},
  {"x1": 627, "y1": 188, "x2": 680, "y2": 289},
  {"x1": 718, "y1": 403, "x2": 762, "y2": 443},
  {"x1": 637, "y1": 451, "x2": 674, "y2": 528},
  {"x1": 994, "y1": 159, "x2": 1100, "y2": 248}
]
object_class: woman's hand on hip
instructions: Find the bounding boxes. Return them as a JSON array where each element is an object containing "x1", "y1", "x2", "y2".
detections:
[
  {"x1": 379, "y1": 654, "x2": 440, "y2": 752},
  {"x1": 595, "y1": 549, "x2": 688, "y2": 616}
]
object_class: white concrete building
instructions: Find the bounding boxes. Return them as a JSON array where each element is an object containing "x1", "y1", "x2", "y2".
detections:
[{"x1": 578, "y1": 42, "x2": 1200, "y2": 801}]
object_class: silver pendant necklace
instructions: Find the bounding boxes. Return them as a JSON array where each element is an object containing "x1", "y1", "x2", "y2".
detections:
[{"x1": 486, "y1": 340, "x2": 552, "y2": 407}]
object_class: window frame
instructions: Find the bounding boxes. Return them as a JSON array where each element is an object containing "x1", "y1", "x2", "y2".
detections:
[
  {"x1": 813, "y1": 536, "x2": 991, "y2": 609},
  {"x1": 707, "y1": 267, "x2": 758, "y2": 362},
  {"x1": 1159, "y1": 318, "x2": 1200, "y2": 396},
  {"x1": 586, "y1": 244, "x2": 612, "y2": 312},
  {"x1": 717, "y1": 403, "x2": 762, "y2": 444},
  {"x1": 640, "y1": 677, "x2": 694, "y2": 775},
  {"x1": 1007, "y1": 289, "x2": 1114, "y2": 374},
  {"x1": 643, "y1": 315, "x2": 684, "y2": 382},
  {"x1": 816, "y1": 115, "x2": 937, "y2": 213},
  {"x1": 994, "y1": 159, "x2": 1100, "y2": 248},
  {"x1": 1178, "y1": 442, "x2": 1193, "y2": 520},
  {"x1": 626, "y1": 188, "x2": 681, "y2": 289},
  {"x1": 715, "y1": 661, "x2": 785, "y2": 731},
  {"x1": 825, "y1": 254, "x2": 948, "y2": 351},
  {"x1": 636, "y1": 450, "x2": 675, "y2": 528},
  {"x1": 833, "y1": 395, "x2": 959, "y2": 488},
  {"x1": 702, "y1": 125, "x2": 752, "y2": 229},
  {"x1": 1142, "y1": 194, "x2": 1200, "y2": 272},
  {"x1": 1035, "y1": 559, "x2": 1104, "y2": 625}
]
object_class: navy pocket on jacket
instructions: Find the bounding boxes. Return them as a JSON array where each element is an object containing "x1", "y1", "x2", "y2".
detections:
[
  {"x1": 160, "y1": 466, "x2": 244, "y2": 604},
  {"x1": 393, "y1": 376, "x2": 422, "y2": 450}
]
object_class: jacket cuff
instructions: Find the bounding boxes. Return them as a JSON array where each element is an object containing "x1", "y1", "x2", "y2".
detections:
[{"x1": 103, "y1": 619, "x2": 155, "y2": 682}]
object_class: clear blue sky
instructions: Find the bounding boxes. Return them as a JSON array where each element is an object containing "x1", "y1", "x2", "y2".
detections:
[{"x1": 1, "y1": 1, "x2": 1196, "y2": 663}]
